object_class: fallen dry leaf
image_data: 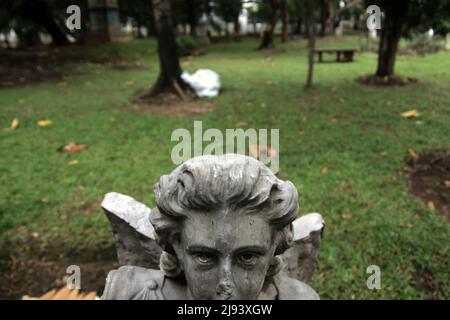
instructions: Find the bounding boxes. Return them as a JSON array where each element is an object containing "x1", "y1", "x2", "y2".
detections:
[
  {"x1": 235, "y1": 121, "x2": 247, "y2": 128},
  {"x1": 321, "y1": 166, "x2": 329, "y2": 174},
  {"x1": 82, "y1": 292, "x2": 97, "y2": 300},
  {"x1": 427, "y1": 201, "x2": 435, "y2": 210},
  {"x1": 399, "y1": 221, "x2": 413, "y2": 228},
  {"x1": 342, "y1": 213, "x2": 352, "y2": 220},
  {"x1": 403, "y1": 166, "x2": 413, "y2": 173},
  {"x1": 37, "y1": 289, "x2": 57, "y2": 300},
  {"x1": 3, "y1": 118, "x2": 19, "y2": 132},
  {"x1": 52, "y1": 287, "x2": 72, "y2": 300},
  {"x1": 66, "y1": 289, "x2": 82, "y2": 300},
  {"x1": 23, "y1": 287, "x2": 97, "y2": 300},
  {"x1": 401, "y1": 109, "x2": 420, "y2": 118},
  {"x1": 249, "y1": 144, "x2": 277, "y2": 160},
  {"x1": 68, "y1": 160, "x2": 79, "y2": 165},
  {"x1": 445, "y1": 181, "x2": 450, "y2": 188},
  {"x1": 37, "y1": 119, "x2": 54, "y2": 127},
  {"x1": 59, "y1": 142, "x2": 87, "y2": 154},
  {"x1": 408, "y1": 148, "x2": 419, "y2": 161},
  {"x1": 124, "y1": 80, "x2": 135, "y2": 86}
]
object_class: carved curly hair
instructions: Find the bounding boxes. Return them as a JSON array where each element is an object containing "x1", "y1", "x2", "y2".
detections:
[{"x1": 150, "y1": 154, "x2": 299, "y2": 278}]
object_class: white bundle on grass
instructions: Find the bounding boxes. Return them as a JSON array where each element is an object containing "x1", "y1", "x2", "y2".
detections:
[{"x1": 181, "y1": 69, "x2": 221, "y2": 98}]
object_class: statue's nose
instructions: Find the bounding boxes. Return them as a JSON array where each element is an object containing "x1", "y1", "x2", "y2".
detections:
[{"x1": 216, "y1": 258, "x2": 234, "y2": 299}]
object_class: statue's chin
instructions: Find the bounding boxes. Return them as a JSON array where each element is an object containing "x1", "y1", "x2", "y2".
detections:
[
  {"x1": 200, "y1": 293, "x2": 258, "y2": 300},
  {"x1": 189, "y1": 291, "x2": 248, "y2": 300}
]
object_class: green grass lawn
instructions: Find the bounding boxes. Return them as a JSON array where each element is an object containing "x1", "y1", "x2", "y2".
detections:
[{"x1": 0, "y1": 36, "x2": 449, "y2": 299}]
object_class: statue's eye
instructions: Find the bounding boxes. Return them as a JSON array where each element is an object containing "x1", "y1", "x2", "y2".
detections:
[
  {"x1": 195, "y1": 254, "x2": 214, "y2": 265},
  {"x1": 237, "y1": 253, "x2": 258, "y2": 266}
]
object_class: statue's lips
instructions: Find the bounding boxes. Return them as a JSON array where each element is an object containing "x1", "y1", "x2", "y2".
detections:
[{"x1": 216, "y1": 293, "x2": 234, "y2": 300}]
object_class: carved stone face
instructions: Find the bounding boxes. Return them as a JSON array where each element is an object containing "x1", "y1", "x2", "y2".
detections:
[{"x1": 172, "y1": 209, "x2": 277, "y2": 300}]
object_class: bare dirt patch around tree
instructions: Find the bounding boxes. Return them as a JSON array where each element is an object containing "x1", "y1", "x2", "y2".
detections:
[
  {"x1": 0, "y1": 239, "x2": 118, "y2": 299},
  {"x1": 356, "y1": 75, "x2": 418, "y2": 87},
  {"x1": 0, "y1": 46, "x2": 146, "y2": 89},
  {"x1": 411, "y1": 264, "x2": 443, "y2": 298},
  {"x1": 405, "y1": 149, "x2": 450, "y2": 222},
  {"x1": 127, "y1": 91, "x2": 215, "y2": 117},
  {"x1": 0, "y1": 48, "x2": 66, "y2": 88}
]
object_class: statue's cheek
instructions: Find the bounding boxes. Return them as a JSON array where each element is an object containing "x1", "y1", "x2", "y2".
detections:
[
  {"x1": 230, "y1": 265, "x2": 269, "y2": 298},
  {"x1": 185, "y1": 264, "x2": 220, "y2": 296}
]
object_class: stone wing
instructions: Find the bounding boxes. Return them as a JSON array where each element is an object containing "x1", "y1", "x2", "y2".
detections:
[
  {"x1": 282, "y1": 213, "x2": 325, "y2": 284},
  {"x1": 102, "y1": 192, "x2": 162, "y2": 269}
]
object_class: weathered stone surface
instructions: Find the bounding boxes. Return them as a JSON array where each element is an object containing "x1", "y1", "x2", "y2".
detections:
[
  {"x1": 102, "y1": 192, "x2": 161, "y2": 268},
  {"x1": 283, "y1": 213, "x2": 324, "y2": 284},
  {"x1": 101, "y1": 154, "x2": 324, "y2": 300}
]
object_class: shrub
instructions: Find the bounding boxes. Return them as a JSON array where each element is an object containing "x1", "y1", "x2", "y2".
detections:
[
  {"x1": 176, "y1": 35, "x2": 200, "y2": 56},
  {"x1": 403, "y1": 33, "x2": 443, "y2": 55}
]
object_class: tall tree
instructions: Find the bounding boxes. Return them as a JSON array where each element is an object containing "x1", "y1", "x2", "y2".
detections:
[
  {"x1": 366, "y1": 0, "x2": 450, "y2": 79},
  {"x1": 280, "y1": 0, "x2": 289, "y2": 42},
  {"x1": 119, "y1": 0, "x2": 155, "y2": 38},
  {"x1": 258, "y1": 0, "x2": 280, "y2": 49},
  {"x1": 186, "y1": 0, "x2": 198, "y2": 36},
  {"x1": 319, "y1": 0, "x2": 333, "y2": 36},
  {"x1": 215, "y1": 0, "x2": 242, "y2": 40},
  {"x1": 287, "y1": 0, "x2": 306, "y2": 36},
  {"x1": 233, "y1": 13, "x2": 241, "y2": 39},
  {"x1": 147, "y1": 0, "x2": 186, "y2": 96},
  {"x1": 305, "y1": 0, "x2": 315, "y2": 87},
  {"x1": 375, "y1": 0, "x2": 409, "y2": 77}
]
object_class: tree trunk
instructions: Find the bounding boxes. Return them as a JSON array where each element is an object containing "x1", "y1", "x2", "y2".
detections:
[
  {"x1": 258, "y1": 0, "x2": 279, "y2": 50},
  {"x1": 259, "y1": 23, "x2": 275, "y2": 49},
  {"x1": 137, "y1": 22, "x2": 144, "y2": 38},
  {"x1": 320, "y1": 0, "x2": 332, "y2": 37},
  {"x1": 375, "y1": 0, "x2": 409, "y2": 77},
  {"x1": 186, "y1": 0, "x2": 197, "y2": 36},
  {"x1": 281, "y1": 0, "x2": 288, "y2": 42},
  {"x1": 305, "y1": 0, "x2": 315, "y2": 88},
  {"x1": 42, "y1": 17, "x2": 68, "y2": 45},
  {"x1": 225, "y1": 24, "x2": 230, "y2": 39},
  {"x1": 233, "y1": 17, "x2": 240, "y2": 40},
  {"x1": 295, "y1": 18, "x2": 302, "y2": 35},
  {"x1": 150, "y1": 0, "x2": 185, "y2": 96}
]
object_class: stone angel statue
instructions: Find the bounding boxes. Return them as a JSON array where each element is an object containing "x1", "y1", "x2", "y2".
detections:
[{"x1": 100, "y1": 154, "x2": 324, "y2": 300}]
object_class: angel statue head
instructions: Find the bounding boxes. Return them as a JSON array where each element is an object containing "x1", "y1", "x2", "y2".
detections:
[
  {"x1": 101, "y1": 154, "x2": 323, "y2": 300},
  {"x1": 150, "y1": 154, "x2": 298, "y2": 300}
]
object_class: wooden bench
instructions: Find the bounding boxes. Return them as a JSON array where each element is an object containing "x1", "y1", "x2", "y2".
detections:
[{"x1": 314, "y1": 48, "x2": 356, "y2": 62}]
